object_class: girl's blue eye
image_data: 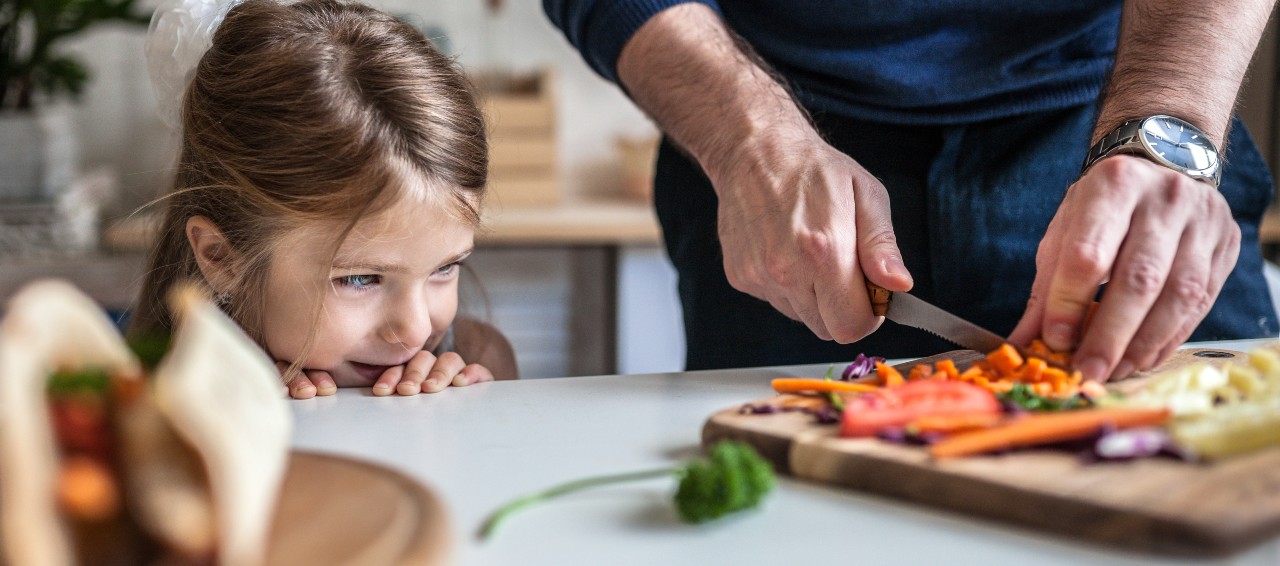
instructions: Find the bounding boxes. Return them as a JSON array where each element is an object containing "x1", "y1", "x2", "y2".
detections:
[
  {"x1": 435, "y1": 262, "x2": 461, "y2": 276},
  {"x1": 335, "y1": 274, "x2": 379, "y2": 289}
]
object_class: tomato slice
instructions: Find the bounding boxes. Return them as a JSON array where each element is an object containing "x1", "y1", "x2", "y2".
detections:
[{"x1": 840, "y1": 379, "x2": 1001, "y2": 437}]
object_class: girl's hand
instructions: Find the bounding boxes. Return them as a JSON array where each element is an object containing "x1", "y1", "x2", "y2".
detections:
[
  {"x1": 372, "y1": 351, "x2": 495, "y2": 396},
  {"x1": 277, "y1": 361, "x2": 338, "y2": 400}
]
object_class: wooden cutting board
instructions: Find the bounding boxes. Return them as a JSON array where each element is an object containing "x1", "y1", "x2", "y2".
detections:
[{"x1": 703, "y1": 347, "x2": 1280, "y2": 557}]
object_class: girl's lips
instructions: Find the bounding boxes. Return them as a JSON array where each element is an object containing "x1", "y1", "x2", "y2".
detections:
[{"x1": 348, "y1": 362, "x2": 393, "y2": 384}]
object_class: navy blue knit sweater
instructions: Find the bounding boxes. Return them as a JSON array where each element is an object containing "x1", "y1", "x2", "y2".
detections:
[{"x1": 543, "y1": 1, "x2": 1121, "y2": 125}]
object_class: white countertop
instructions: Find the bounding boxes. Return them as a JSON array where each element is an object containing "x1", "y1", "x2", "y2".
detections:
[{"x1": 288, "y1": 339, "x2": 1280, "y2": 566}]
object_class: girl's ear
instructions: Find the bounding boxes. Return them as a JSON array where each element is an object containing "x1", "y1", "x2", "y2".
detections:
[{"x1": 186, "y1": 216, "x2": 236, "y2": 293}]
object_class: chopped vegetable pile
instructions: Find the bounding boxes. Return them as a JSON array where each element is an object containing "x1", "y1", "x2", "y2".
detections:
[
  {"x1": 881, "y1": 342, "x2": 1097, "y2": 399},
  {"x1": 748, "y1": 341, "x2": 1280, "y2": 461}
]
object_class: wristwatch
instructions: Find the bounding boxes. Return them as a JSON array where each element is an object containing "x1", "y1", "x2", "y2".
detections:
[{"x1": 1081, "y1": 115, "x2": 1222, "y2": 188}]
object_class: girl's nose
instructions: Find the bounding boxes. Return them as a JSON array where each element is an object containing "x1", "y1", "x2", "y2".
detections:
[{"x1": 381, "y1": 294, "x2": 433, "y2": 349}]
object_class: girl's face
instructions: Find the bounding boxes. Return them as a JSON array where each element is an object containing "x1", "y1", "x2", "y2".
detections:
[{"x1": 260, "y1": 196, "x2": 475, "y2": 387}]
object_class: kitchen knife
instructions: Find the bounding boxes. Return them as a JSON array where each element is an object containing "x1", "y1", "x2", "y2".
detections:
[{"x1": 865, "y1": 282, "x2": 1007, "y2": 355}]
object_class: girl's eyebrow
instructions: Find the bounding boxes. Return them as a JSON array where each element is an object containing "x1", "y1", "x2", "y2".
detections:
[
  {"x1": 447, "y1": 248, "x2": 474, "y2": 264},
  {"x1": 331, "y1": 248, "x2": 473, "y2": 273},
  {"x1": 330, "y1": 260, "x2": 407, "y2": 273}
]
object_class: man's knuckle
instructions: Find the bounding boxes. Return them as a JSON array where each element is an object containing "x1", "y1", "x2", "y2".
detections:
[
  {"x1": 798, "y1": 229, "x2": 834, "y2": 260},
  {"x1": 1092, "y1": 158, "x2": 1140, "y2": 193},
  {"x1": 1120, "y1": 258, "x2": 1165, "y2": 297},
  {"x1": 1170, "y1": 277, "x2": 1213, "y2": 315},
  {"x1": 1062, "y1": 241, "x2": 1108, "y2": 278}
]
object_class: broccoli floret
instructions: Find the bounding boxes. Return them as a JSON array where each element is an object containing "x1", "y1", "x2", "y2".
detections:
[
  {"x1": 479, "y1": 440, "x2": 776, "y2": 540},
  {"x1": 674, "y1": 440, "x2": 775, "y2": 523}
]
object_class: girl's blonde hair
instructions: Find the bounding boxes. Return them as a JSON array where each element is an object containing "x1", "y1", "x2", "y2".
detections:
[{"x1": 129, "y1": 0, "x2": 487, "y2": 350}]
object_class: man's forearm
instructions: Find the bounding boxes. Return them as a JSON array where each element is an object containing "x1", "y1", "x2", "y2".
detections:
[
  {"x1": 616, "y1": 3, "x2": 810, "y2": 185},
  {"x1": 1094, "y1": 0, "x2": 1276, "y2": 146}
]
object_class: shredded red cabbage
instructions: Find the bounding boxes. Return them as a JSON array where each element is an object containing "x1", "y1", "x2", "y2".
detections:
[
  {"x1": 841, "y1": 354, "x2": 884, "y2": 381},
  {"x1": 1085, "y1": 427, "x2": 1192, "y2": 462},
  {"x1": 739, "y1": 403, "x2": 840, "y2": 424}
]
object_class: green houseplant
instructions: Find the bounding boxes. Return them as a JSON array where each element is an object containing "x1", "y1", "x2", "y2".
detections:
[
  {"x1": 0, "y1": 0, "x2": 149, "y2": 201},
  {"x1": 1, "y1": 0, "x2": 150, "y2": 110}
]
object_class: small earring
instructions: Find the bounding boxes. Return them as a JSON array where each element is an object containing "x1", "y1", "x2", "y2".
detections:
[{"x1": 215, "y1": 291, "x2": 232, "y2": 307}]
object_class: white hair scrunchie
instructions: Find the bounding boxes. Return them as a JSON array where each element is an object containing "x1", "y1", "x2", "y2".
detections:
[{"x1": 144, "y1": 0, "x2": 246, "y2": 131}]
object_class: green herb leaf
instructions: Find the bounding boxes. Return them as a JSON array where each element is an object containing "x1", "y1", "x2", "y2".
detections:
[
  {"x1": 47, "y1": 368, "x2": 111, "y2": 395},
  {"x1": 998, "y1": 382, "x2": 1091, "y2": 411}
]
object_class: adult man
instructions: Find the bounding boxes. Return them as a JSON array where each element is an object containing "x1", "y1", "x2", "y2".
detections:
[{"x1": 545, "y1": 1, "x2": 1278, "y2": 381}]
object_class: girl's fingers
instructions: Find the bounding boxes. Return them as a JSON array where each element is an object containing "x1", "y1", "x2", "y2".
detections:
[
  {"x1": 287, "y1": 371, "x2": 318, "y2": 399},
  {"x1": 423, "y1": 352, "x2": 467, "y2": 394},
  {"x1": 396, "y1": 351, "x2": 438, "y2": 396},
  {"x1": 453, "y1": 363, "x2": 495, "y2": 387},
  {"x1": 372, "y1": 365, "x2": 403, "y2": 397},
  {"x1": 307, "y1": 370, "x2": 337, "y2": 397}
]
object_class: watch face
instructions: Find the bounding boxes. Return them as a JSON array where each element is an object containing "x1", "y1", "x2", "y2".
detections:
[{"x1": 1139, "y1": 116, "x2": 1218, "y2": 172}]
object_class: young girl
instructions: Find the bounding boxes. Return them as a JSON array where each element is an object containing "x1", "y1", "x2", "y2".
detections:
[{"x1": 131, "y1": 0, "x2": 517, "y2": 399}]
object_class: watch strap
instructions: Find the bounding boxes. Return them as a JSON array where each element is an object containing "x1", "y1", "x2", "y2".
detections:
[
  {"x1": 1081, "y1": 119, "x2": 1143, "y2": 173},
  {"x1": 1081, "y1": 116, "x2": 1222, "y2": 188}
]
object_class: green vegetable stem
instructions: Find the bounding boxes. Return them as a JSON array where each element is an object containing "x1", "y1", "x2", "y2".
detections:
[{"x1": 479, "y1": 441, "x2": 776, "y2": 540}]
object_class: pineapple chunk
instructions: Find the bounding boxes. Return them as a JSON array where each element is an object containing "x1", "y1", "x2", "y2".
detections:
[
  {"x1": 1171, "y1": 398, "x2": 1280, "y2": 460},
  {"x1": 1226, "y1": 364, "x2": 1266, "y2": 397},
  {"x1": 1247, "y1": 348, "x2": 1280, "y2": 381}
]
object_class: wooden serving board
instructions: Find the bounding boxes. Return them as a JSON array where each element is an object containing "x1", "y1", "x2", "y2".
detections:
[
  {"x1": 265, "y1": 451, "x2": 449, "y2": 566},
  {"x1": 703, "y1": 348, "x2": 1280, "y2": 557}
]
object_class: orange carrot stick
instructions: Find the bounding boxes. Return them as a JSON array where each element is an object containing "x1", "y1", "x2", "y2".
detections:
[
  {"x1": 771, "y1": 378, "x2": 881, "y2": 395},
  {"x1": 929, "y1": 407, "x2": 1170, "y2": 459}
]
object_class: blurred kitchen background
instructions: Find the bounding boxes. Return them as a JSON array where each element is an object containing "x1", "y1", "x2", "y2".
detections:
[{"x1": 2, "y1": 1, "x2": 1279, "y2": 378}]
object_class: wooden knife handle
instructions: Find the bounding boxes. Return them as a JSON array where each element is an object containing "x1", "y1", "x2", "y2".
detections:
[{"x1": 866, "y1": 282, "x2": 891, "y2": 317}]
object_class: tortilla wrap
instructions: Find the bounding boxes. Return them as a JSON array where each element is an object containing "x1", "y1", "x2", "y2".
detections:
[{"x1": 0, "y1": 280, "x2": 290, "y2": 566}]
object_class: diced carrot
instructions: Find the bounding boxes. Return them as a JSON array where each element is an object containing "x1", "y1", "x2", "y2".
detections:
[
  {"x1": 986, "y1": 344, "x2": 1024, "y2": 376},
  {"x1": 958, "y1": 366, "x2": 985, "y2": 381},
  {"x1": 1041, "y1": 367, "x2": 1068, "y2": 385},
  {"x1": 876, "y1": 362, "x2": 906, "y2": 388},
  {"x1": 929, "y1": 407, "x2": 1170, "y2": 458},
  {"x1": 935, "y1": 359, "x2": 960, "y2": 381},
  {"x1": 986, "y1": 381, "x2": 1014, "y2": 393},
  {"x1": 771, "y1": 378, "x2": 881, "y2": 395},
  {"x1": 1018, "y1": 358, "x2": 1047, "y2": 382},
  {"x1": 1027, "y1": 339, "x2": 1072, "y2": 368},
  {"x1": 907, "y1": 363, "x2": 933, "y2": 381},
  {"x1": 1033, "y1": 382, "x2": 1053, "y2": 396}
]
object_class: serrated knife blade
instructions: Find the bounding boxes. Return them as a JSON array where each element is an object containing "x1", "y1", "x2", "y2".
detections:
[{"x1": 866, "y1": 283, "x2": 1007, "y2": 355}]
